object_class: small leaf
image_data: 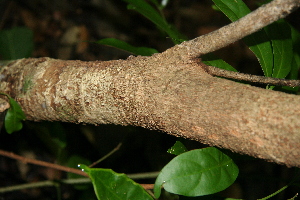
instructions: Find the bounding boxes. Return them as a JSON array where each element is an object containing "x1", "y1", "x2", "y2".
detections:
[
  {"x1": 212, "y1": 0, "x2": 250, "y2": 21},
  {"x1": 167, "y1": 141, "x2": 188, "y2": 155},
  {"x1": 154, "y1": 147, "x2": 239, "y2": 198},
  {"x1": 68, "y1": 156, "x2": 91, "y2": 179},
  {"x1": 123, "y1": 0, "x2": 186, "y2": 44},
  {"x1": 202, "y1": 54, "x2": 237, "y2": 72},
  {"x1": 0, "y1": 27, "x2": 34, "y2": 60},
  {"x1": 78, "y1": 164, "x2": 153, "y2": 200},
  {"x1": 68, "y1": 156, "x2": 91, "y2": 190},
  {"x1": 4, "y1": 96, "x2": 26, "y2": 134},
  {"x1": 96, "y1": 38, "x2": 158, "y2": 56}
]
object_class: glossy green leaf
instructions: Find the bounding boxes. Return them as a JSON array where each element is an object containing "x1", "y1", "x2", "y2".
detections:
[
  {"x1": 3, "y1": 95, "x2": 26, "y2": 134},
  {"x1": 149, "y1": 0, "x2": 165, "y2": 10},
  {"x1": 154, "y1": 147, "x2": 239, "y2": 198},
  {"x1": 0, "y1": 27, "x2": 33, "y2": 60},
  {"x1": 211, "y1": 0, "x2": 250, "y2": 21},
  {"x1": 276, "y1": 24, "x2": 300, "y2": 92},
  {"x1": 167, "y1": 141, "x2": 188, "y2": 155},
  {"x1": 123, "y1": 0, "x2": 185, "y2": 44},
  {"x1": 68, "y1": 155, "x2": 91, "y2": 179},
  {"x1": 245, "y1": 34, "x2": 273, "y2": 78},
  {"x1": 212, "y1": 0, "x2": 274, "y2": 77},
  {"x1": 96, "y1": 38, "x2": 158, "y2": 56},
  {"x1": 289, "y1": 25, "x2": 300, "y2": 80},
  {"x1": 68, "y1": 156, "x2": 91, "y2": 190},
  {"x1": 78, "y1": 164, "x2": 153, "y2": 200},
  {"x1": 202, "y1": 54, "x2": 237, "y2": 72},
  {"x1": 264, "y1": 20, "x2": 293, "y2": 79}
]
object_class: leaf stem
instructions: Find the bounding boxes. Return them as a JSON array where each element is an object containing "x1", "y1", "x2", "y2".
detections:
[
  {"x1": 257, "y1": 185, "x2": 288, "y2": 200},
  {"x1": 89, "y1": 143, "x2": 122, "y2": 168}
]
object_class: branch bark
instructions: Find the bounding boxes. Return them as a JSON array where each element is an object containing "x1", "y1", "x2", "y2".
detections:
[
  {"x1": 168, "y1": 0, "x2": 300, "y2": 57},
  {"x1": 1, "y1": 0, "x2": 300, "y2": 167}
]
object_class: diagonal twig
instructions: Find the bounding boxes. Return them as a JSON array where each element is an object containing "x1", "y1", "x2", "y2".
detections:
[
  {"x1": 167, "y1": 0, "x2": 300, "y2": 58},
  {"x1": 0, "y1": 149, "x2": 88, "y2": 177},
  {"x1": 203, "y1": 64, "x2": 300, "y2": 87},
  {"x1": 89, "y1": 143, "x2": 122, "y2": 168}
]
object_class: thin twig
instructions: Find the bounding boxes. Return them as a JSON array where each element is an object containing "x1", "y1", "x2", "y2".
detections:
[
  {"x1": 0, "y1": 149, "x2": 159, "y2": 192},
  {"x1": 0, "y1": 171, "x2": 160, "y2": 193},
  {"x1": 89, "y1": 143, "x2": 122, "y2": 168},
  {"x1": 139, "y1": 184, "x2": 154, "y2": 190},
  {"x1": 0, "y1": 180, "x2": 60, "y2": 193},
  {"x1": 0, "y1": 149, "x2": 88, "y2": 177},
  {"x1": 127, "y1": 171, "x2": 159, "y2": 180},
  {"x1": 203, "y1": 64, "x2": 300, "y2": 87}
]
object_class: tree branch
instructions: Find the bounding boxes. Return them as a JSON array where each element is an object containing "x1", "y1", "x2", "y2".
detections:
[
  {"x1": 1, "y1": 0, "x2": 300, "y2": 168},
  {"x1": 166, "y1": 0, "x2": 300, "y2": 58},
  {"x1": 2, "y1": 56, "x2": 300, "y2": 167}
]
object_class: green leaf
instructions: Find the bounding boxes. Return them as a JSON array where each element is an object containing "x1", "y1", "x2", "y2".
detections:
[
  {"x1": 245, "y1": 33, "x2": 274, "y2": 78},
  {"x1": 0, "y1": 27, "x2": 34, "y2": 60},
  {"x1": 154, "y1": 147, "x2": 239, "y2": 198},
  {"x1": 202, "y1": 54, "x2": 237, "y2": 72},
  {"x1": 289, "y1": 25, "x2": 300, "y2": 80},
  {"x1": 3, "y1": 95, "x2": 26, "y2": 134},
  {"x1": 78, "y1": 164, "x2": 153, "y2": 200},
  {"x1": 211, "y1": 0, "x2": 250, "y2": 21},
  {"x1": 123, "y1": 0, "x2": 185, "y2": 44},
  {"x1": 264, "y1": 20, "x2": 293, "y2": 79},
  {"x1": 167, "y1": 141, "x2": 188, "y2": 155},
  {"x1": 68, "y1": 155, "x2": 91, "y2": 179},
  {"x1": 276, "y1": 23, "x2": 300, "y2": 92},
  {"x1": 96, "y1": 38, "x2": 158, "y2": 56},
  {"x1": 68, "y1": 156, "x2": 91, "y2": 190}
]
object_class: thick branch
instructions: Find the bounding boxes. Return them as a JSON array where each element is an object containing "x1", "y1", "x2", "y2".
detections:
[
  {"x1": 166, "y1": 0, "x2": 300, "y2": 58},
  {"x1": 1, "y1": 57, "x2": 300, "y2": 167},
  {"x1": 1, "y1": 0, "x2": 300, "y2": 168}
]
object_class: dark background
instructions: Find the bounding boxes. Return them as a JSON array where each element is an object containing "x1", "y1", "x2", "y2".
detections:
[{"x1": 0, "y1": 0, "x2": 299, "y2": 199}]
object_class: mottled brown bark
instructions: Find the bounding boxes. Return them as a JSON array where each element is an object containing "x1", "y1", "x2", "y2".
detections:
[
  {"x1": 1, "y1": 55, "x2": 300, "y2": 167},
  {"x1": 1, "y1": 0, "x2": 300, "y2": 167},
  {"x1": 169, "y1": 0, "x2": 300, "y2": 57}
]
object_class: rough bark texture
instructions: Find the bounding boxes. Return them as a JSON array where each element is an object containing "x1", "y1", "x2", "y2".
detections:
[
  {"x1": 1, "y1": 55, "x2": 300, "y2": 167},
  {"x1": 169, "y1": 0, "x2": 300, "y2": 57},
  {"x1": 1, "y1": 0, "x2": 300, "y2": 167}
]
